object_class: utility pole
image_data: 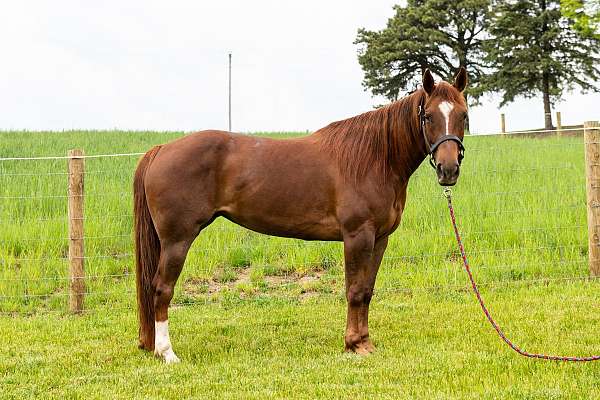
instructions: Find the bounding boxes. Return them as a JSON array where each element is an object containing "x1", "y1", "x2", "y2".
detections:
[{"x1": 228, "y1": 52, "x2": 232, "y2": 132}]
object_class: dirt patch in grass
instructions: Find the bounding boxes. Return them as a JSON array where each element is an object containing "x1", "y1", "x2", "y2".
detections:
[{"x1": 183, "y1": 268, "x2": 327, "y2": 299}]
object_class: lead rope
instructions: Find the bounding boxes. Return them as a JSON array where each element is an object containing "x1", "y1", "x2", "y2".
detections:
[{"x1": 443, "y1": 187, "x2": 600, "y2": 362}]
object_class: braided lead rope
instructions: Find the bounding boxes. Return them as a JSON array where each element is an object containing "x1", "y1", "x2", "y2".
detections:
[{"x1": 443, "y1": 187, "x2": 600, "y2": 362}]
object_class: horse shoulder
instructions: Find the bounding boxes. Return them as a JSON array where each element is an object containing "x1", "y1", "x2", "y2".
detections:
[{"x1": 335, "y1": 178, "x2": 401, "y2": 237}]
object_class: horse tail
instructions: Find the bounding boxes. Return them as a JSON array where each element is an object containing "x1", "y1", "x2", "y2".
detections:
[{"x1": 134, "y1": 145, "x2": 161, "y2": 351}]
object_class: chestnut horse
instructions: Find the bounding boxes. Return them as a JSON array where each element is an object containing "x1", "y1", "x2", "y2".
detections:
[{"x1": 134, "y1": 68, "x2": 468, "y2": 363}]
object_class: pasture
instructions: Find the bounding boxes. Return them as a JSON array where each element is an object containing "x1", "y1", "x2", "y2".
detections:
[{"x1": 2, "y1": 130, "x2": 600, "y2": 399}]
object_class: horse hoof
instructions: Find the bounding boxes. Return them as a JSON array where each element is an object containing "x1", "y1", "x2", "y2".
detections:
[
  {"x1": 362, "y1": 339, "x2": 376, "y2": 353},
  {"x1": 345, "y1": 341, "x2": 375, "y2": 356},
  {"x1": 155, "y1": 349, "x2": 181, "y2": 364},
  {"x1": 354, "y1": 346, "x2": 371, "y2": 356},
  {"x1": 164, "y1": 352, "x2": 181, "y2": 364}
]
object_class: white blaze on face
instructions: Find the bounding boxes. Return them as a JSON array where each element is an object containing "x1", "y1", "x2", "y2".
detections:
[
  {"x1": 155, "y1": 320, "x2": 180, "y2": 364},
  {"x1": 439, "y1": 101, "x2": 455, "y2": 136}
]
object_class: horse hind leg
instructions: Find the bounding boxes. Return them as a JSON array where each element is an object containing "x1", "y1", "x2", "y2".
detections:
[{"x1": 152, "y1": 239, "x2": 194, "y2": 363}]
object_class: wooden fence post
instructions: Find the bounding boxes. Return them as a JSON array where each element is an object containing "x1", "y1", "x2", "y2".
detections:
[
  {"x1": 68, "y1": 149, "x2": 85, "y2": 312},
  {"x1": 584, "y1": 121, "x2": 600, "y2": 276},
  {"x1": 556, "y1": 112, "x2": 562, "y2": 137},
  {"x1": 500, "y1": 113, "x2": 506, "y2": 135}
]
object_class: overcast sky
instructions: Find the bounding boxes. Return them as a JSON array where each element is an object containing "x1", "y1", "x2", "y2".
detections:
[{"x1": 1, "y1": 1, "x2": 598, "y2": 134}]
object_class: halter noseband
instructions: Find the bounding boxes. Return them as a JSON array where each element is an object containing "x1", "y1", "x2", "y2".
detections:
[{"x1": 418, "y1": 96, "x2": 465, "y2": 169}]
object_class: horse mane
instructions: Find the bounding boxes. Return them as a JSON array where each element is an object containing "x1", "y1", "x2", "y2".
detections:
[
  {"x1": 313, "y1": 89, "x2": 423, "y2": 182},
  {"x1": 314, "y1": 82, "x2": 465, "y2": 182}
]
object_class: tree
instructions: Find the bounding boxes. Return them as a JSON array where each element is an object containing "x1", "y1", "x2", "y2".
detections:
[
  {"x1": 561, "y1": 0, "x2": 600, "y2": 38},
  {"x1": 355, "y1": 0, "x2": 491, "y2": 104},
  {"x1": 484, "y1": 0, "x2": 600, "y2": 129}
]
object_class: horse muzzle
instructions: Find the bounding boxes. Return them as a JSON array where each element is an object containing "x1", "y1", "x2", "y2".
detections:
[
  {"x1": 436, "y1": 161, "x2": 460, "y2": 186},
  {"x1": 429, "y1": 135, "x2": 464, "y2": 186}
]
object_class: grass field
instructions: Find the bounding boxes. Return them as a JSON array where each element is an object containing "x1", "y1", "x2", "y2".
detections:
[
  {"x1": 3, "y1": 283, "x2": 600, "y2": 399},
  {"x1": 2, "y1": 130, "x2": 600, "y2": 398}
]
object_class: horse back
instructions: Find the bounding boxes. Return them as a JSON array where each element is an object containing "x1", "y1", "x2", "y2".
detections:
[{"x1": 145, "y1": 130, "x2": 343, "y2": 240}]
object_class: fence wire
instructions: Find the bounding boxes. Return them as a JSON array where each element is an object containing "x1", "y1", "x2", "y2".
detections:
[{"x1": 1, "y1": 127, "x2": 599, "y2": 315}]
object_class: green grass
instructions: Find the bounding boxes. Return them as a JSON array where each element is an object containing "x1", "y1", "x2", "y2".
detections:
[
  {"x1": 0, "y1": 131, "x2": 589, "y2": 312},
  {"x1": 1, "y1": 130, "x2": 599, "y2": 398},
  {"x1": 2, "y1": 283, "x2": 600, "y2": 399}
]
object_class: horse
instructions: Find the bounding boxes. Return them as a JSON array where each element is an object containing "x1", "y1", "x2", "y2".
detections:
[{"x1": 134, "y1": 68, "x2": 468, "y2": 363}]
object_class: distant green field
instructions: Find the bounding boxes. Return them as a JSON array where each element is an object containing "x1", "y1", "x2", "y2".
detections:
[
  {"x1": 1, "y1": 131, "x2": 599, "y2": 399},
  {"x1": 0, "y1": 131, "x2": 590, "y2": 313}
]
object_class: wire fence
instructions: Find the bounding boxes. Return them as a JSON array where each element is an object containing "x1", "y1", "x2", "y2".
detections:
[{"x1": 1, "y1": 125, "x2": 599, "y2": 315}]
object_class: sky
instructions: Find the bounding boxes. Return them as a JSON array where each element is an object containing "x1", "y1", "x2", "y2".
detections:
[{"x1": 0, "y1": 1, "x2": 598, "y2": 135}]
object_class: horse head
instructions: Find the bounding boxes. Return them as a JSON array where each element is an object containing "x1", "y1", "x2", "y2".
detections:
[{"x1": 420, "y1": 67, "x2": 468, "y2": 186}]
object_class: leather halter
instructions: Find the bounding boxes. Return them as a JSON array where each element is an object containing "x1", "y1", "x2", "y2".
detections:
[{"x1": 418, "y1": 96, "x2": 465, "y2": 169}]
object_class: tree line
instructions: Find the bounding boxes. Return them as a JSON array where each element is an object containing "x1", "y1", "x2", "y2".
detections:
[{"x1": 355, "y1": 0, "x2": 600, "y2": 129}]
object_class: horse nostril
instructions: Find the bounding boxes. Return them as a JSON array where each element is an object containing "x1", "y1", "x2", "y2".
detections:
[
  {"x1": 452, "y1": 162, "x2": 460, "y2": 175},
  {"x1": 436, "y1": 163, "x2": 443, "y2": 175}
]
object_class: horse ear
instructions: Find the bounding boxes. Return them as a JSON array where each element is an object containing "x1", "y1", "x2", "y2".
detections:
[
  {"x1": 422, "y1": 69, "x2": 435, "y2": 96},
  {"x1": 453, "y1": 67, "x2": 468, "y2": 92}
]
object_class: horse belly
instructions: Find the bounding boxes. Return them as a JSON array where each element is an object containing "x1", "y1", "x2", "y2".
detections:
[
  {"x1": 220, "y1": 197, "x2": 342, "y2": 241},
  {"x1": 227, "y1": 213, "x2": 341, "y2": 241}
]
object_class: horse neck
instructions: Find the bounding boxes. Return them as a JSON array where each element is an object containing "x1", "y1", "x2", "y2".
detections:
[{"x1": 389, "y1": 96, "x2": 429, "y2": 184}]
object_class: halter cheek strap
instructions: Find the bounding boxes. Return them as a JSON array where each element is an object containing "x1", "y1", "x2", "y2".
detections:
[{"x1": 418, "y1": 97, "x2": 465, "y2": 169}]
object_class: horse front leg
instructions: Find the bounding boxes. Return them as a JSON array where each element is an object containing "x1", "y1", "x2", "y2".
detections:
[
  {"x1": 342, "y1": 226, "x2": 376, "y2": 355},
  {"x1": 358, "y1": 236, "x2": 388, "y2": 353}
]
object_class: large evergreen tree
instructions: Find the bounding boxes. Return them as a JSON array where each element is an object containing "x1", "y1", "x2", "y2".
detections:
[
  {"x1": 355, "y1": 0, "x2": 490, "y2": 103},
  {"x1": 484, "y1": 0, "x2": 600, "y2": 129},
  {"x1": 561, "y1": 0, "x2": 600, "y2": 37}
]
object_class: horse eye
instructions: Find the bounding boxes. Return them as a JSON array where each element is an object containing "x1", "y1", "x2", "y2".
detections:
[{"x1": 425, "y1": 114, "x2": 432, "y2": 123}]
